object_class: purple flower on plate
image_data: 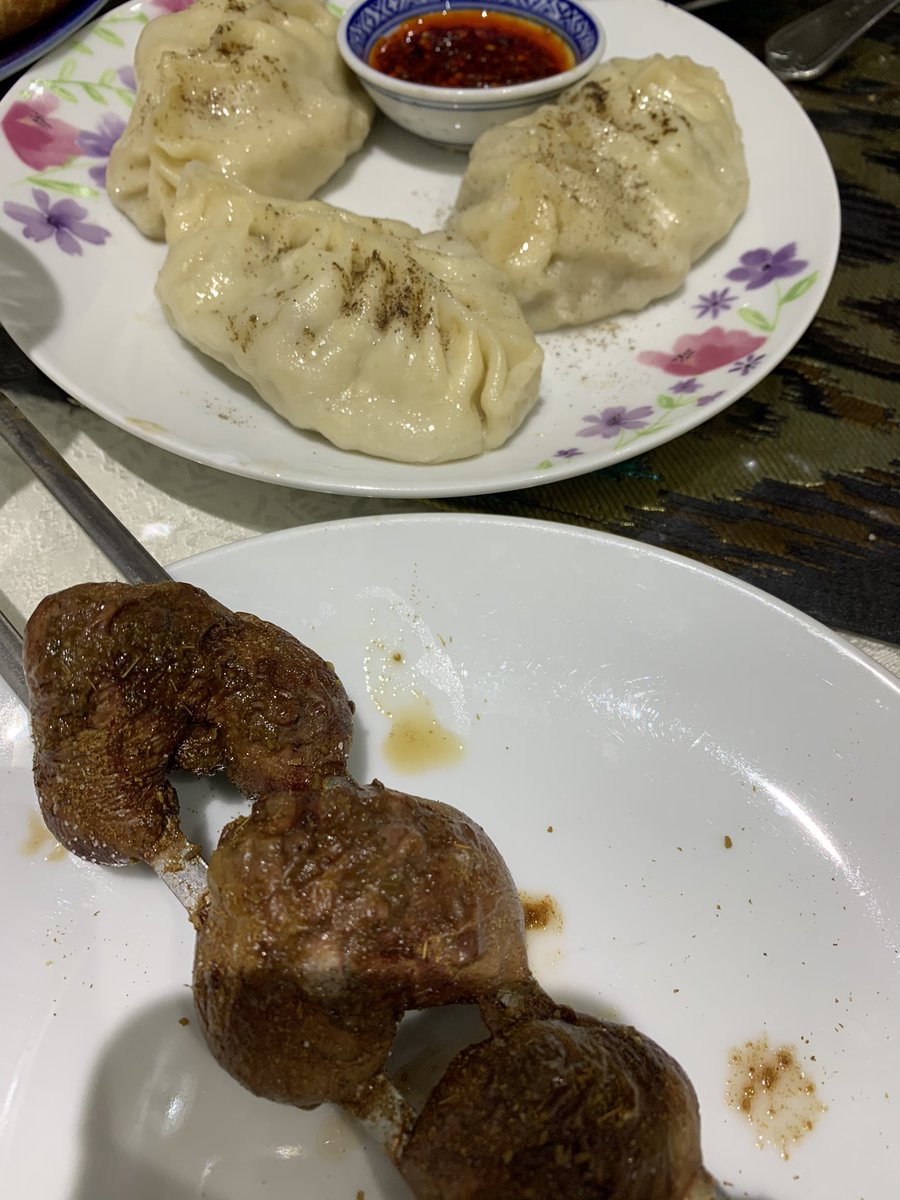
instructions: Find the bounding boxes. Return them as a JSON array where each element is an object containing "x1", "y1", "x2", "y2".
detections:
[
  {"x1": 693, "y1": 287, "x2": 735, "y2": 318},
  {"x1": 696, "y1": 390, "x2": 725, "y2": 407},
  {"x1": 726, "y1": 244, "x2": 807, "y2": 291},
  {"x1": 727, "y1": 353, "x2": 765, "y2": 377},
  {"x1": 671, "y1": 377, "x2": 701, "y2": 394},
  {"x1": 118, "y1": 65, "x2": 137, "y2": 91},
  {"x1": 151, "y1": 0, "x2": 195, "y2": 11},
  {"x1": 3, "y1": 189, "x2": 110, "y2": 255},
  {"x1": 78, "y1": 113, "x2": 125, "y2": 158},
  {"x1": 579, "y1": 405, "x2": 655, "y2": 439},
  {"x1": 555, "y1": 447, "x2": 583, "y2": 459},
  {"x1": 77, "y1": 113, "x2": 127, "y2": 187}
]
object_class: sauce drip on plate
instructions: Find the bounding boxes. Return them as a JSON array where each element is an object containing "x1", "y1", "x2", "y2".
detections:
[{"x1": 369, "y1": 9, "x2": 575, "y2": 88}]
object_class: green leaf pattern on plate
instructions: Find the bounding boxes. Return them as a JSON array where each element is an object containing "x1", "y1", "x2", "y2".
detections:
[{"x1": 543, "y1": 244, "x2": 819, "y2": 468}]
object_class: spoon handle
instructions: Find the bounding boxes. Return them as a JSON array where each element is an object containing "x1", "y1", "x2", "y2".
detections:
[{"x1": 765, "y1": 0, "x2": 898, "y2": 81}]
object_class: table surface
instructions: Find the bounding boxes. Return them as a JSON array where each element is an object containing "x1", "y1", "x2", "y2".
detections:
[{"x1": 1, "y1": 0, "x2": 898, "y2": 659}]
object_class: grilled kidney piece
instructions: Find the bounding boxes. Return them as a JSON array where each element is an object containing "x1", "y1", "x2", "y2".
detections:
[
  {"x1": 400, "y1": 1008, "x2": 716, "y2": 1200},
  {"x1": 24, "y1": 581, "x2": 353, "y2": 865},
  {"x1": 193, "y1": 778, "x2": 531, "y2": 1108}
]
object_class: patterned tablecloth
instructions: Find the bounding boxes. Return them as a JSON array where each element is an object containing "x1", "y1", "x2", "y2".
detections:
[
  {"x1": 1, "y1": 0, "x2": 898, "y2": 652},
  {"x1": 428, "y1": 0, "x2": 900, "y2": 645}
]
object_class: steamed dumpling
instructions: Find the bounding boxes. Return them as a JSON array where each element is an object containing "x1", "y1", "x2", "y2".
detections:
[
  {"x1": 449, "y1": 55, "x2": 749, "y2": 332},
  {"x1": 107, "y1": 0, "x2": 373, "y2": 239},
  {"x1": 155, "y1": 166, "x2": 543, "y2": 464}
]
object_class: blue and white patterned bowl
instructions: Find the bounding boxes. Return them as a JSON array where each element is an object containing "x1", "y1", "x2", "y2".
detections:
[{"x1": 337, "y1": 0, "x2": 604, "y2": 146}]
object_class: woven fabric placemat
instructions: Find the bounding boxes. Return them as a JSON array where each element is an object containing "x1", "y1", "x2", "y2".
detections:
[{"x1": 425, "y1": 3, "x2": 900, "y2": 644}]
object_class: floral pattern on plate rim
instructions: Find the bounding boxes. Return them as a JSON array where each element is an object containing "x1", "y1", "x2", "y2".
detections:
[
  {"x1": 0, "y1": 1, "x2": 820, "y2": 471},
  {"x1": 0, "y1": 4, "x2": 154, "y2": 252},
  {"x1": 541, "y1": 242, "x2": 818, "y2": 469}
]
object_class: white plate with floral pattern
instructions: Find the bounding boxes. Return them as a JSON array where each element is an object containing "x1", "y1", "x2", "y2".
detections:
[
  {"x1": 1, "y1": 515, "x2": 898, "y2": 1198},
  {"x1": 0, "y1": 0, "x2": 840, "y2": 497}
]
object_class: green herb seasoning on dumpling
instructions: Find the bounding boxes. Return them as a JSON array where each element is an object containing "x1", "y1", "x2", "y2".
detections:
[
  {"x1": 107, "y1": 0, "x2": 373, "y2": 240},
  {"x1": 155, "y1": 166, "x2": 543, "y2": 464},
  {"x1": 450, "y1": 55, "x2": 749, "y2": 332}
]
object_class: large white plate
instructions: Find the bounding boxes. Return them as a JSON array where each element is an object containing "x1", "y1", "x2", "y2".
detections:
[
  {"x1": 1, "y1": 515, "x2": 898, "y2": 1198},
  {"x1": 0, "y1": 0, "x2": 839, "y2": 498}
]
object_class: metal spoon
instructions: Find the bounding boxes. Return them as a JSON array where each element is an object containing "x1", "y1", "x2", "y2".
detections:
[{"x1": 765, "y1": 0, "x2": 899, "y2": 82}]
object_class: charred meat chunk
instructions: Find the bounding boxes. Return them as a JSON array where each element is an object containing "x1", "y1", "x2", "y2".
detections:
[
  {"x1": 400, "y1": 1002, "x2": 715, "y2": 1200},
  {"x1": 193, "y1": 778, "x2": 531, "y2": 1109},
  {"x1": 24, "y1": 581, "x2": 353, "y2": 865}
]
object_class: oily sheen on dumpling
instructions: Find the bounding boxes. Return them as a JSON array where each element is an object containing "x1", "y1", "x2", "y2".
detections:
[
  {"x1": 450, "y1": 55, "x2": 749, "y2": 332},
  {"x1": 155, "y1": 166, "x2": 543, "y2": 464},
  {"x1": 107, "y1": 0, "x2": 372, "y2": 239}
]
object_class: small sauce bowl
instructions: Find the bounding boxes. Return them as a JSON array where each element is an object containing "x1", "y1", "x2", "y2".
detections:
[{"x1": 337, "y1": 0, "x2": 604, "y2": 147}]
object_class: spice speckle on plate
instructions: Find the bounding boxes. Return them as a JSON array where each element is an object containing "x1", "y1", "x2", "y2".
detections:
[{"x1": 726, "y1": 1032, "x2": 827, "y2": 1158}]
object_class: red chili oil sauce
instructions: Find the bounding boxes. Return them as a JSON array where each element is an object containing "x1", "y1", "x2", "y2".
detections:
[{"x1": 368, "y1": 9, "x2": 575, "y2": 88}]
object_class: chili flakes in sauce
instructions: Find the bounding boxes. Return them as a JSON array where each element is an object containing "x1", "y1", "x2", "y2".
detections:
[{"x1": 369, "y1": 9, "x2": 575, "y2": 88}]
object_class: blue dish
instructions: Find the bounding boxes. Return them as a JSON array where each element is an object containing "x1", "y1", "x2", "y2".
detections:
[
  {"x1": 342, "y1": 0, "x2": 601, "y2": 65},
  {"x1": 338, "y1": 0, "x2": 605, "y2": 145},
  {"x1": 1, "y1": 0, "x2": 111, "y2": 86}
]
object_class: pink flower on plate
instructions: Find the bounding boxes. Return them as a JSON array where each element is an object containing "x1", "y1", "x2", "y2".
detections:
[
  {"x1": 151, "y1": 0, "x2": 195, "y2": 10},
  {"x1": 2, "y1": 94, "x2": 81, "y2": 172},
  {"x1": 637, "y1": 327, "x2": 767, "y2": 377}
]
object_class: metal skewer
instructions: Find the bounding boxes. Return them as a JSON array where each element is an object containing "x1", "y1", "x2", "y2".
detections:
[
  {"x1": 0, "y1": 387, "x2": 207, "y2": 915},
  {"x1": 0, "y1": 607, "x2": 27, "y2": 705},
  {"x1": 0, "y1": 389, "x2": 170, "y2": 585},
  {"x1": 0, "y1": 390, "x2": 447, "y2": 1158}
]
